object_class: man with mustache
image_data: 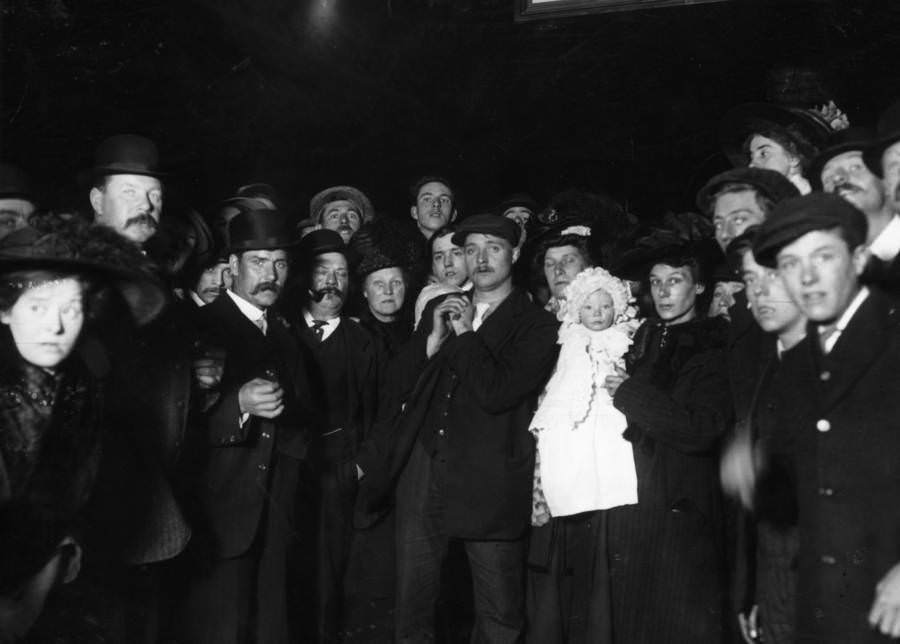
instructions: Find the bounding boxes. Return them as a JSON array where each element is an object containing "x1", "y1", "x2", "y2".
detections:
[
  {"x1": 814, "y1": 127, "x2": 900, "y2": 290},
  {"x1": 89, "y1": 134, "x2": 164, "y2": 247},
  {"x1": 293, "y1": 229, "x2": 380, "y2": 643},
  {"x1": 179, "y1": 208, "x2": 317, "y2": 644},
  {"x1": 309, "y1": 185, "x2": 374, "y2": 244},
  {"x1": 369, "y1": 214, "x2": 558, "y2": 643}
]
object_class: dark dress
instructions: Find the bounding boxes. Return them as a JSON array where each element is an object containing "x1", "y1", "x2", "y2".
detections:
[{"x1": 596, "y1": 316, "x2": 732, "y2": 644}]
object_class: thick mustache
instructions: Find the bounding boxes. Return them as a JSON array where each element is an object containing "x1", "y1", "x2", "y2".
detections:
[
  {"x1": 834, "y1": 182, "x2": 862, "y2": 193},
  {"x1": 124, "y1": 213, "x2": 158, "y2": 229},
  {"x1": 251, "y1": 281, "x2": 280, "y2": 294},
  {"x1": 311, "y1": 287, "x2": 344, "y2": 302}
]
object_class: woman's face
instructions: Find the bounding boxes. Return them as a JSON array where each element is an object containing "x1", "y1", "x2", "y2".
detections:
[
  {"x1": 543, "y1": 244, "x2": 589, "y2": 299},
  {"x1": 748, "y1": 134, "x2": 797, "y2": 177},
  {"x1": 649, "y1": 263, "x2": 703, "y2": 325},
  {"x1": 1, "y1": 278, "x2": 85, "y2": 370}
]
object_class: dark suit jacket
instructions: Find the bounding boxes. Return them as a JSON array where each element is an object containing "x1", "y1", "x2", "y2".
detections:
[
  {"x1": 193, "y1": 293, "x2": 317, "y2": 558},
  {"x1": 357, "y1": 288, "x2": 558, "y2": 540},
  {"x1": 767, "y1": 288, "x2": 900, "y2": 643}
]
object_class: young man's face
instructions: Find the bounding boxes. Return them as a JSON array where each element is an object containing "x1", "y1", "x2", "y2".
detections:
[
  {"x1": 741, "y1": 249, "x2": 806, "y2": 336},
  {"x1": 411, "y1": 181, "x2": 455, "y2": 236},
  {"x1": 712, "y1": 190, "x2": 767, "y2": 251},
  {"x1": 775, "y1": 228, "x2": 867, "y2": 323},
  {"x1": 430, "y1": 233, "x2": 467, "y2": 287}
]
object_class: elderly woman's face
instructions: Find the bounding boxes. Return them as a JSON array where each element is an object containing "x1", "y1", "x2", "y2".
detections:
[
  {"x1": 748, "y1": 135, "x2": 796, "y2": 177},
  {"x1": 543, "y1": 245, "x2": 589, "y2": 299},
  {"x1": 1, "y1": 278, "x2": 85, "y2": 370}
]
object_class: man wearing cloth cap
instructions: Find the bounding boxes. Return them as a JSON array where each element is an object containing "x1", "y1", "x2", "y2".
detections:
[
  {"x1": 309, "y1": 185, "x2": 374, "y2": 244},
  {"x1": 377, "y1": 214, "x2": 558, "y2": 642},
  {"x1": 742, "y1": 192, "x2": 900, "y2": 642},
  {"x1": 0, "y1": 163, "x2": 37, "y2": 240},
  {"x1": 179, "y1": 209, "x2": 318, "y2": 644},
  {"x1": 290, "y1": 229, "x2": 379, "y2": 643},
  {"x1": 88, "y1": 134, "x2": 165, "y2": 247}
]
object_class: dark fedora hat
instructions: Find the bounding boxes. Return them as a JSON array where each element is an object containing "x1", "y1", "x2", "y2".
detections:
[
  {"x1": 0, "y1": 163, "x2": 36, "y2": 202},
  {"x1": 309, "y1": 185, "x2": 374, "y2": 224},
  {"x1": 227, "y1": 209, "x2": 300, "y2": 253},
  {"x1": 810, "y1": 126, "x2": 875, "y2": 189},
  {"x1": 0, "y1": 223, "x2": 167, "y2": 325},
  {"x1": 696, "y1": 167, "x2": 799, "y2": 214},
  {"x1": 719, "y1": 102, "x2": 833, "y2": 168},
  {"x1": 89, "y1": 134, "x2": 166, "y2": 179},
  {"x1": 864, "y1": 101, "x2": 900, "y2": 177}
]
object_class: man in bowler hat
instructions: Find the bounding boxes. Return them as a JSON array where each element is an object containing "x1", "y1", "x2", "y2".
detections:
[
  {"x1": 179, "y1": 208, "x2": 319, "y2": 644},
  {"x1": 0, "y1": 163, "x2": 37, "y2": 240},
  {"x1": 88, "y1": 134, "x2": 165, "y2": 246},
  {"x1": 741, "y1": 193, "x2": 900, "y2": 642}
]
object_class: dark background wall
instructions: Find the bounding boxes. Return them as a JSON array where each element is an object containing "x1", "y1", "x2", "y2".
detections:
[{"x1": 2, "y1": 0, "x2": 899, "y2": 221}]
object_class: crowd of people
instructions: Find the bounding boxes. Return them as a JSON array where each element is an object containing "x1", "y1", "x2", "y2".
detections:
[{"x1": 3, "y1": 94, "x2": 900, "y2": 644}]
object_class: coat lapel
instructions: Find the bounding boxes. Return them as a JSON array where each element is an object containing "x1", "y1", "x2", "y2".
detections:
[{"x1": 816, "y1": 290, "x2": 893, "y2": 412}]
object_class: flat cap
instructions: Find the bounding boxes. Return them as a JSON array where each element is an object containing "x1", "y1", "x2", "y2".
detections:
[
  {"x1": 752, "y1": 192, "x2": 868, "y2": 268},
  {"x1": 451, "y1": 213, "x2": 520, "y2": 248},
  {"x1": 696, "y1": 167, "x2": 799, "y2": 214}
]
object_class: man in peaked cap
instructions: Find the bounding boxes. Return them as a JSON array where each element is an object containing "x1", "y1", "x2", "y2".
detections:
[
  {"x1": 743, "y1": 192, "x2": 900, "y2": 642},
  {"x1": 309, "y1": 185, "x2": 374, "y2": 244},
  {"x1": 0, "y1": 163, "x2": 37, "y2": 241},
  {"x1": 178, "y1": 209, "x2": 319, "y2": 644},
  {"x1": 88, "y1": 134, "x2": 165, "y2": 246}
]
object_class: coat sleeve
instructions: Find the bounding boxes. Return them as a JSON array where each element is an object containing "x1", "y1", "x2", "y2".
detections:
[
  {"x1": 440, "y1": 312, "x2": 559, "y2": 414},
  {"x1": 613, "y1": 348, "x2": 731, "y2": 454},
  {"x1": 204, "y1": 383, "x2": 254, "y2": 446}
]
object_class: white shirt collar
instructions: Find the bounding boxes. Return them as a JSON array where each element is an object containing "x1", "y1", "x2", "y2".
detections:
[
  {"x1": 303, "y1": 310, "x2": 341, "y2": 341},
  {"x1": 818, "y1": 286, "x2": 869, "y2": 354},
  {"x1": 868, "y1": 214, "x2": 900, "y2": 262},
  {"x1": 190, "y1": 291, "x2": 207, "y2": 307},
  {"x1": 227, "y1": 289, "x2": 266, "y2": 324}
]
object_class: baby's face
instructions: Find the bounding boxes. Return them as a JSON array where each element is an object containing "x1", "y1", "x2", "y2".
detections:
[{"x1": 579, "y1": 288, "x2": 616, "y2": 331}]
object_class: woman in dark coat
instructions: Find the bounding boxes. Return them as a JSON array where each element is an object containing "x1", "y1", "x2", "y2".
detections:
[{"x1": 599, "y1": 239, "x2": 732, "y2": 643}]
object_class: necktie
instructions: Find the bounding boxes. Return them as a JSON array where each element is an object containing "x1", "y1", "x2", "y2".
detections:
[
  {"x1": 254, "y1": 312, "x2": 267, "y2": 335},
  {"x1": 311, "y1": 319, "x2": 328, "y2": 341}
]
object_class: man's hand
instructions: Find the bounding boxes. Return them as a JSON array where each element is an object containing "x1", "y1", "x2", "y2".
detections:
[
  {"x1": 193, "y1": 357, "x2": 224, "y2": 390},
  {"x1": 238, "y1": 378, "x2": 284, "y2": 419},
  {"x1": 603, "y1": 365, "x2": 629, "y2": 397},
  {"x1": 737, "y1": 605, "x2": 760, "y2": 643},
  {"x1": 720, "y1": 429, "x2": 758, "y2": 510},
  {"x1": 869, "y1": 561, "x2": 900, "y2": 637},
  {"x1": 427, "y1": 296, "x2": 471, "y2": 357},
  {"x1": 445, "y1": 295, "x2": 475, "y2": 336}
]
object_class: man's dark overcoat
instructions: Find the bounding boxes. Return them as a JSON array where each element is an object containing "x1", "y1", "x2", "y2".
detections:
[
  {"x1": 356, "y1": 288, "x2": 558, "y2": 540},
  {"x1": 766, "y1": 288, "x2": 900, "y2": 643}
]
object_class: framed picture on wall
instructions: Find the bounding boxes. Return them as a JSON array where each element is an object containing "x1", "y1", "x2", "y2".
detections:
[{"x1": 516, "y1": 0, "x2": 729, "y2": 21}]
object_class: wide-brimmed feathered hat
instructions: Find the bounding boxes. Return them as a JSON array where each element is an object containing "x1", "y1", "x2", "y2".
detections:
[{"x1": 0, "y1": 219, "x2": 167, "y2": 325}]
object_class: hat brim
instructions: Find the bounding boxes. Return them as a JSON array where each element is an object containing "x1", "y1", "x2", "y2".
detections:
[
  {"x1": 863, "y1": 131, "x2": 900, "y2": 177},
  {"x1": 309, "y1": 186, "x2": 374, "y2": 223},
  {"x1": 810, "y1": 140, "x2": 873, "y2": 189},
  {"x1": 0, "y1": 256, "x2": 167, "y2": 326},
  {"x1": 228, "y1": 237, "x2": 303, "y2": 253}
]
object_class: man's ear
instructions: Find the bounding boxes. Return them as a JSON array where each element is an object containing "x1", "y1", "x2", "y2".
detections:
[
  {"x1": 852, "y1": 244, "x2": 870, "y2": 276},
  {"x1": 512, "y1": 246, "x2": 521, "y2": 265},
  {"x1": 410, "y1": 205, "x2": 418, "y2": 221},
  {"x1": 57, "y1": 537, "x2": 82, "y2": 585},
  {"x1": 229, "y1": 253, "x2": 240, "y2": 279},
  {"x1": 695, "y1": 283, "x2": 706, "y2": 295},
  {"x1": 450, "y1": 208, "x2": 458, "y2": 223},
  {"x1": 89, "y1": 188, "x2": 104, "y2": 216}
]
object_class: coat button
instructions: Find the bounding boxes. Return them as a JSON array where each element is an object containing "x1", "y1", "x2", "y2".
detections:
[
  {"x1": 438, "y1": 429, "x2": 446, "y2": 436},
  {"x1": 818, "y1": 487, "x2": 834, "y2": 497},
  {"x1": 816, "y1": 419, "x2": 831, "y2": 432},
  {"x1": 821, "y1": 555, "x2": 836, "y2": 565},
  {"x1": 261, "y1": 432, "x2": 271, "y2": 439},
  {"x1": 258, "y1": 464, "x2": 268, "y2": 471},
  {"x1": 820, "y1": 371, "x2": 831, "y2": 382}
]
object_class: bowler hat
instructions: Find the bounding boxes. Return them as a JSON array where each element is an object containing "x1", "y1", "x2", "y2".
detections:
[
  {"x1": 298, "y1": 229, "x2": 350, "y2": 260},
  {"x1": 0, "y1": 163, "x2": 36, "y2": 202},
  {"x1": 451, "y1": 213, "x2": 520, "y2": 248},
  {"x1": 89, "y1": 134, "x2": 166, "y2": 179},
  {"x1": 719, "y1": 102, "x2": 832, "y2": 168},
  {"x1": 496, "y1": 193, "x2": 539, "y2": 217},
  {"x1": 696, "y1": 167, "x2": 799, "y2": 214},
  {"x1": 864, "y1": 101, "x2": 900, "y2": 177},
  {"x1": 227, "y1": 209, "x2": 300, "y2": 253},
  {"x1": 752, "y1": 193, "x2": 868, "y2": 268},
  {"x1": 309, "y1": 186, "x2": 374, "y2": 224},
  {"x1": 810, "y1": 127, "x2": 875, "y2": 189},
  {"x1": 0, "y1": 223, "x2": 166, "y2": 325}
]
